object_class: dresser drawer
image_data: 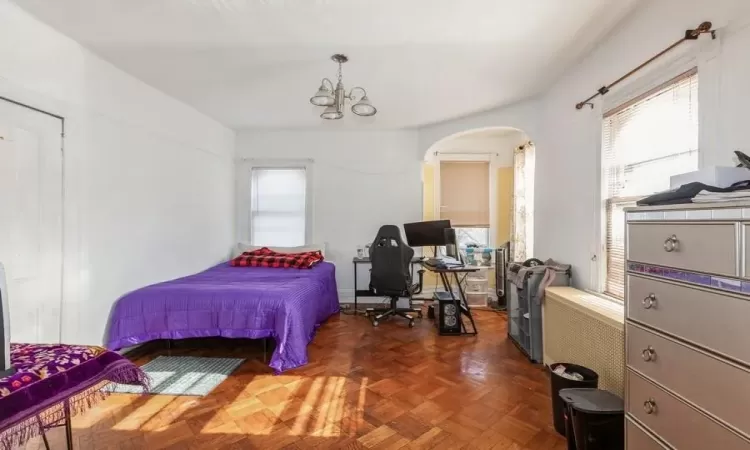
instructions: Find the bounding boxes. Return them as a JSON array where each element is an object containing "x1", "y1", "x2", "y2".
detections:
[
  {"x1": 628, "y1": 275, "x2": 750, "y2": 365},
  {"x1": 627, "y1": 370, "x2": 750, "y2": 450},
  {"x1": 628, "y1": 323, "x2": 750, "y2": 436},
  {"x1": 627, "y1": 223, "x2": 737, "y2": 276},
  {"x1": 626, "y1": 418, "x2": 669, "y2": 450}
]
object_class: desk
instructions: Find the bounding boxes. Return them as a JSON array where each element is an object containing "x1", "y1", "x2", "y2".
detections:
[
  {"x1": 421, "y1": 262, "x2": 480, "y2": 336},
  {"x1": 352, "y1": 257, "x2": 420, "y2": 315}
]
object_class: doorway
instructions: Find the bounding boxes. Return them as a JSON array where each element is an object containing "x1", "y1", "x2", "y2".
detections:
[
  {"x1": 0, "y1": 98, "x2": 64, "y2": 344},
  {"x1": 423, "y1": 127, "x2": 534, "y2": 257}
]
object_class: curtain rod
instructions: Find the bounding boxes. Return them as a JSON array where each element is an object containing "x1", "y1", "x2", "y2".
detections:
[{"x1": 575, "y1": 21, "x2": 715, "y2": 111}]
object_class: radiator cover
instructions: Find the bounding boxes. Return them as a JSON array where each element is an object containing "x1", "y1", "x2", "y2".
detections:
[{"x1": 542, "y1": 287, "x2": 624, "y2": 396}]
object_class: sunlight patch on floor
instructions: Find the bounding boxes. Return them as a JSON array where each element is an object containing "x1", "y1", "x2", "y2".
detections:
[{"x1": 110, "y1": 395, "x2": 181, "y2": 431}]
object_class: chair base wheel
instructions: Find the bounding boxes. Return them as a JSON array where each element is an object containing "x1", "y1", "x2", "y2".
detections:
[
  {"x1": 372, "y1": 320, "x2": 379, "y2": 327},
  {"x1": 408, "y1": 320, "x2": 415, "y2": 328}
]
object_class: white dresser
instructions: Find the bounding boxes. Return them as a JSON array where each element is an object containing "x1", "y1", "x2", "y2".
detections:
[{"x1": 625, "y1": 202, "x2": 750, "y2": 450}]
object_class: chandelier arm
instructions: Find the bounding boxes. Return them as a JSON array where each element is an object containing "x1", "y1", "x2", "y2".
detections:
[
  {"x1": 321, "y1": 78, "x2": 335, "y2": 92},
  {"x1": 347, "y1": 86, "x2": 368, "y2": 101}
]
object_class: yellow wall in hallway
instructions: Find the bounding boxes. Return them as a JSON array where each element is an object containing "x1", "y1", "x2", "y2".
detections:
[
  {"x1": 422, "y1": 164, "x2": 435, "y2": 222},
  {"x1": 496, "y1": 167, "x2": 514, "y2": 246}
]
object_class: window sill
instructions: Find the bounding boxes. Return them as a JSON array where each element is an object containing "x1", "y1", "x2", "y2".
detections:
[{"x1": 545, "y1": 287, "x2": 625, "y2": 330}]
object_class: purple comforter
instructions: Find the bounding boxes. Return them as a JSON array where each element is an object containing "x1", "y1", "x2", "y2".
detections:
[{"x1": 106, "y1": 262, "x2": 339, "y2": 373}]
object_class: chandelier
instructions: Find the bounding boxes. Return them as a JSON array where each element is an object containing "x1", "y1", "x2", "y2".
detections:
[{"x1": 309, "y1": 54, "x2": 377, "y2": 120}]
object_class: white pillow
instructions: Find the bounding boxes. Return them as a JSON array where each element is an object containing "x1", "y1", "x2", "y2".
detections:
[{"x1": 233, "y1": 242, "x2": 326, "y2": 258}]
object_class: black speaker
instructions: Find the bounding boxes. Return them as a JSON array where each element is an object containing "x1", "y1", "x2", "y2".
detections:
[
  {"x1": 443, "y1": 228, "x2": 458, "y2": 260},
  {"x1": 434, "y1": 292, "x2": 462, "y2": 335}
]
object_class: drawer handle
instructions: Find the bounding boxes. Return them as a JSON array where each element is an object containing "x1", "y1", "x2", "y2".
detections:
[
  {"x1": 663, "y1": 235, "x2": 679, "y2": 252},
  {"x1": 642, "y1": 346, "x2": 656, "y2": 362},
  {"x1": 642, "y1": 294, "x2": 657, "y2": 309},
  {"x1": 643, "y1": 398, "x2": 657, "y2": 415}
]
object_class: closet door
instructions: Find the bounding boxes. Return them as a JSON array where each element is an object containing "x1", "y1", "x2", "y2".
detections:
[{"x1": 0, "y1": 100, "x2": 63, "y2": 344}]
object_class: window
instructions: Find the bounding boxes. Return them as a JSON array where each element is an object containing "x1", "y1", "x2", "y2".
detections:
[
  {"x1": 455, "y1": 227, "x2": 490, "y2": 248},
  {"x1": 440, "y1": 161, "x2": 490, "y2": 247},
  {"x1": 250, "y1": 167, "x2": 308, "y2": 246},
  {"x1": 602, "y1": 69, "x2": 699, "y2": 299}
]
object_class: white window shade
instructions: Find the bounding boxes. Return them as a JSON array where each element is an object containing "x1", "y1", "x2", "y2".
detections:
[
  {"x1": 603, "y1": 69, "x2": 699, "y2": 299},
  {"x1": 440, "y1": 161, "x2": 490, "y2": 227},
  {"x1": 250, "y1": 168, "x2": 307, "y2": 247}
]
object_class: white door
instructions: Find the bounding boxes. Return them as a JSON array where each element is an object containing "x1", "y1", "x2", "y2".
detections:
[{"x1": 0, "y1": 100, "x2": 63, "y2": 344}]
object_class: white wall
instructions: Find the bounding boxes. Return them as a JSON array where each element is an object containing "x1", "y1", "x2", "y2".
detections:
[
  {"x1": 0, "y1": 0, "x2": 236, "y2": 345},
  {"x1": 418, "y1": 0, "x2": 750, "y2": 290},
  {"x1": 427, "y1": 130, "x2": 529, "y2": 167},
  {"x1": 236, "y1": 129, "x2": 421, "y2": 300},
  {"x1": 418, "y1": 99, "x2": 541, "y2": 160},
  {"x1": 535, "y1": 0, "x2": 750, "y2": 289}
]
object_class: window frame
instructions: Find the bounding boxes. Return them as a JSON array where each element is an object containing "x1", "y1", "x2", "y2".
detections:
[
  {"x1": 236, "y1": 159, "x2": 314, "y2": 246},
  {"x1": 597, "y1": 66, "x2": 700, "y2": 301}
]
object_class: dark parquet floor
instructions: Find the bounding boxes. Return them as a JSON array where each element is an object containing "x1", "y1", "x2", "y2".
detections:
[{"x1": 23, "y1": 308, "x2": 565, "y2": 450}]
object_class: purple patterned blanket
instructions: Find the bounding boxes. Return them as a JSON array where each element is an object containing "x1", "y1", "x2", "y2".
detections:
[
  {"x1": 106, "y1": 262, "x2": 340, "y2": 373},
  {"x1": 0, "y1": 344, "x2": 148, "y2": 449}
]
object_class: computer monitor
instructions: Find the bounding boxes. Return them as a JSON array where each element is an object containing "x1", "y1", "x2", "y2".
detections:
[
  {"x1": 444, "y1": 228, "x2": 459, "y2": 259},
  {"x1": 403, "y1": 220, "x2": 451, "y2": 247}
]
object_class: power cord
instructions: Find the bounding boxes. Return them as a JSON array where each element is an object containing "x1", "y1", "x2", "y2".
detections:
[{"x1": 339, "y1": 297, "x2": 393, "y2": 316}]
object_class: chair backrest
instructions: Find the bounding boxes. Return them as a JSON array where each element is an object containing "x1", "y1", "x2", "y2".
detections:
[{"x1": 370, "y1": 225, "x2": 414, "y2": 295}]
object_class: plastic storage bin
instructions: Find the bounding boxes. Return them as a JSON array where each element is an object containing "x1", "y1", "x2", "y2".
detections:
[
  {"x1": 507, "y1": 264, "x2": 571, "y2": 362},
  {"x1": 465, "y1": 277, "x2": 488, "y2": 293},
  {"x1": 465, "y1": 292, "x2": 488, "y2": 307}
]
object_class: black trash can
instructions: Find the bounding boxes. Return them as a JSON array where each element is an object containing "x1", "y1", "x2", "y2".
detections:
[
  {"x1": 559, "y1": 388, "x2": 624, "y2": 450},
  {"x1": 550, "y1": 363, "x2": 599, "y2": 435}
]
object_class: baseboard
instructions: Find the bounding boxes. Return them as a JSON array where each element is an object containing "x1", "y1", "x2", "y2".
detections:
[
  {"x1": 338, "y1": 289, "x2": 424, "y2": 309},
  {"x1": 338, "y1": 289, "x2": 355, "y2": 303},
  {"x1": 338, "y1": 287, "x2": 498, "y2": 304}
]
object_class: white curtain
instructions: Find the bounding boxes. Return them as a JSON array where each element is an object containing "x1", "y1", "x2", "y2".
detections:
[{"x1": 511, "y1": 142, "x2": 535, "y2": 262}]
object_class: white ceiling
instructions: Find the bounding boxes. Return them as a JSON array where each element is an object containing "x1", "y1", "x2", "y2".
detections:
[{"x1": 14, "y1": 0, "x2": 640, "y2": 129}]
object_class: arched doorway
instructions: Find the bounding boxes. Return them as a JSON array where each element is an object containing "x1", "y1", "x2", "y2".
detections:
[{"x1": 421, "y1": 126, "x2": 535, "y2": 262}]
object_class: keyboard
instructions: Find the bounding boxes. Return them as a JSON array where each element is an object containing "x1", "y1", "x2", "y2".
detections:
[{"x1": 423, "y1": 257, "x2": 461, "y2": 267}]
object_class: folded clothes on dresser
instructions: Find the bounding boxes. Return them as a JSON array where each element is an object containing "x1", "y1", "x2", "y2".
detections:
[
  {"x1": 637, "y1": 181, "x2": 750, "y2": 206},
  {"x1": 693, "y1": 189, "x2": 750, "y2": 202}
]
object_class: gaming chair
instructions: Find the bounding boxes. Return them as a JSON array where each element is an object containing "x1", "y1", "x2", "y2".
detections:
[{"x1": 367, "y1": 225, "x2": 423, "y2": 327}]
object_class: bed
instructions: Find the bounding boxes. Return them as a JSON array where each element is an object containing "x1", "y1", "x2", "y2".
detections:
[{"x1": 106, "y1": 261, "x2": 339, "y2": 373}]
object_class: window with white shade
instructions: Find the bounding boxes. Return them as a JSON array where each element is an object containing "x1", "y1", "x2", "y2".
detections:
[
  {"x1": 602, "y1": 69, "x2": 699, "y2": 300},
  {"x1": 250, "y1": 167, "x2": 308, "y2": 246},
  {"x1": 440, "y1": 161, "x2": 491, "y2": 248}
]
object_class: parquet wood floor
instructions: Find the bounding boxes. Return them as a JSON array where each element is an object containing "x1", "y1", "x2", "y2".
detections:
[{"x1": 23, "y1": 309, "x2": 565, "y2": 450}]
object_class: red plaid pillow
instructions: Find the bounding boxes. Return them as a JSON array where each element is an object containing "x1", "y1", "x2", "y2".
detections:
[{"x1": 230, "y1": 247, "x2": 323, "y2": 269}]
